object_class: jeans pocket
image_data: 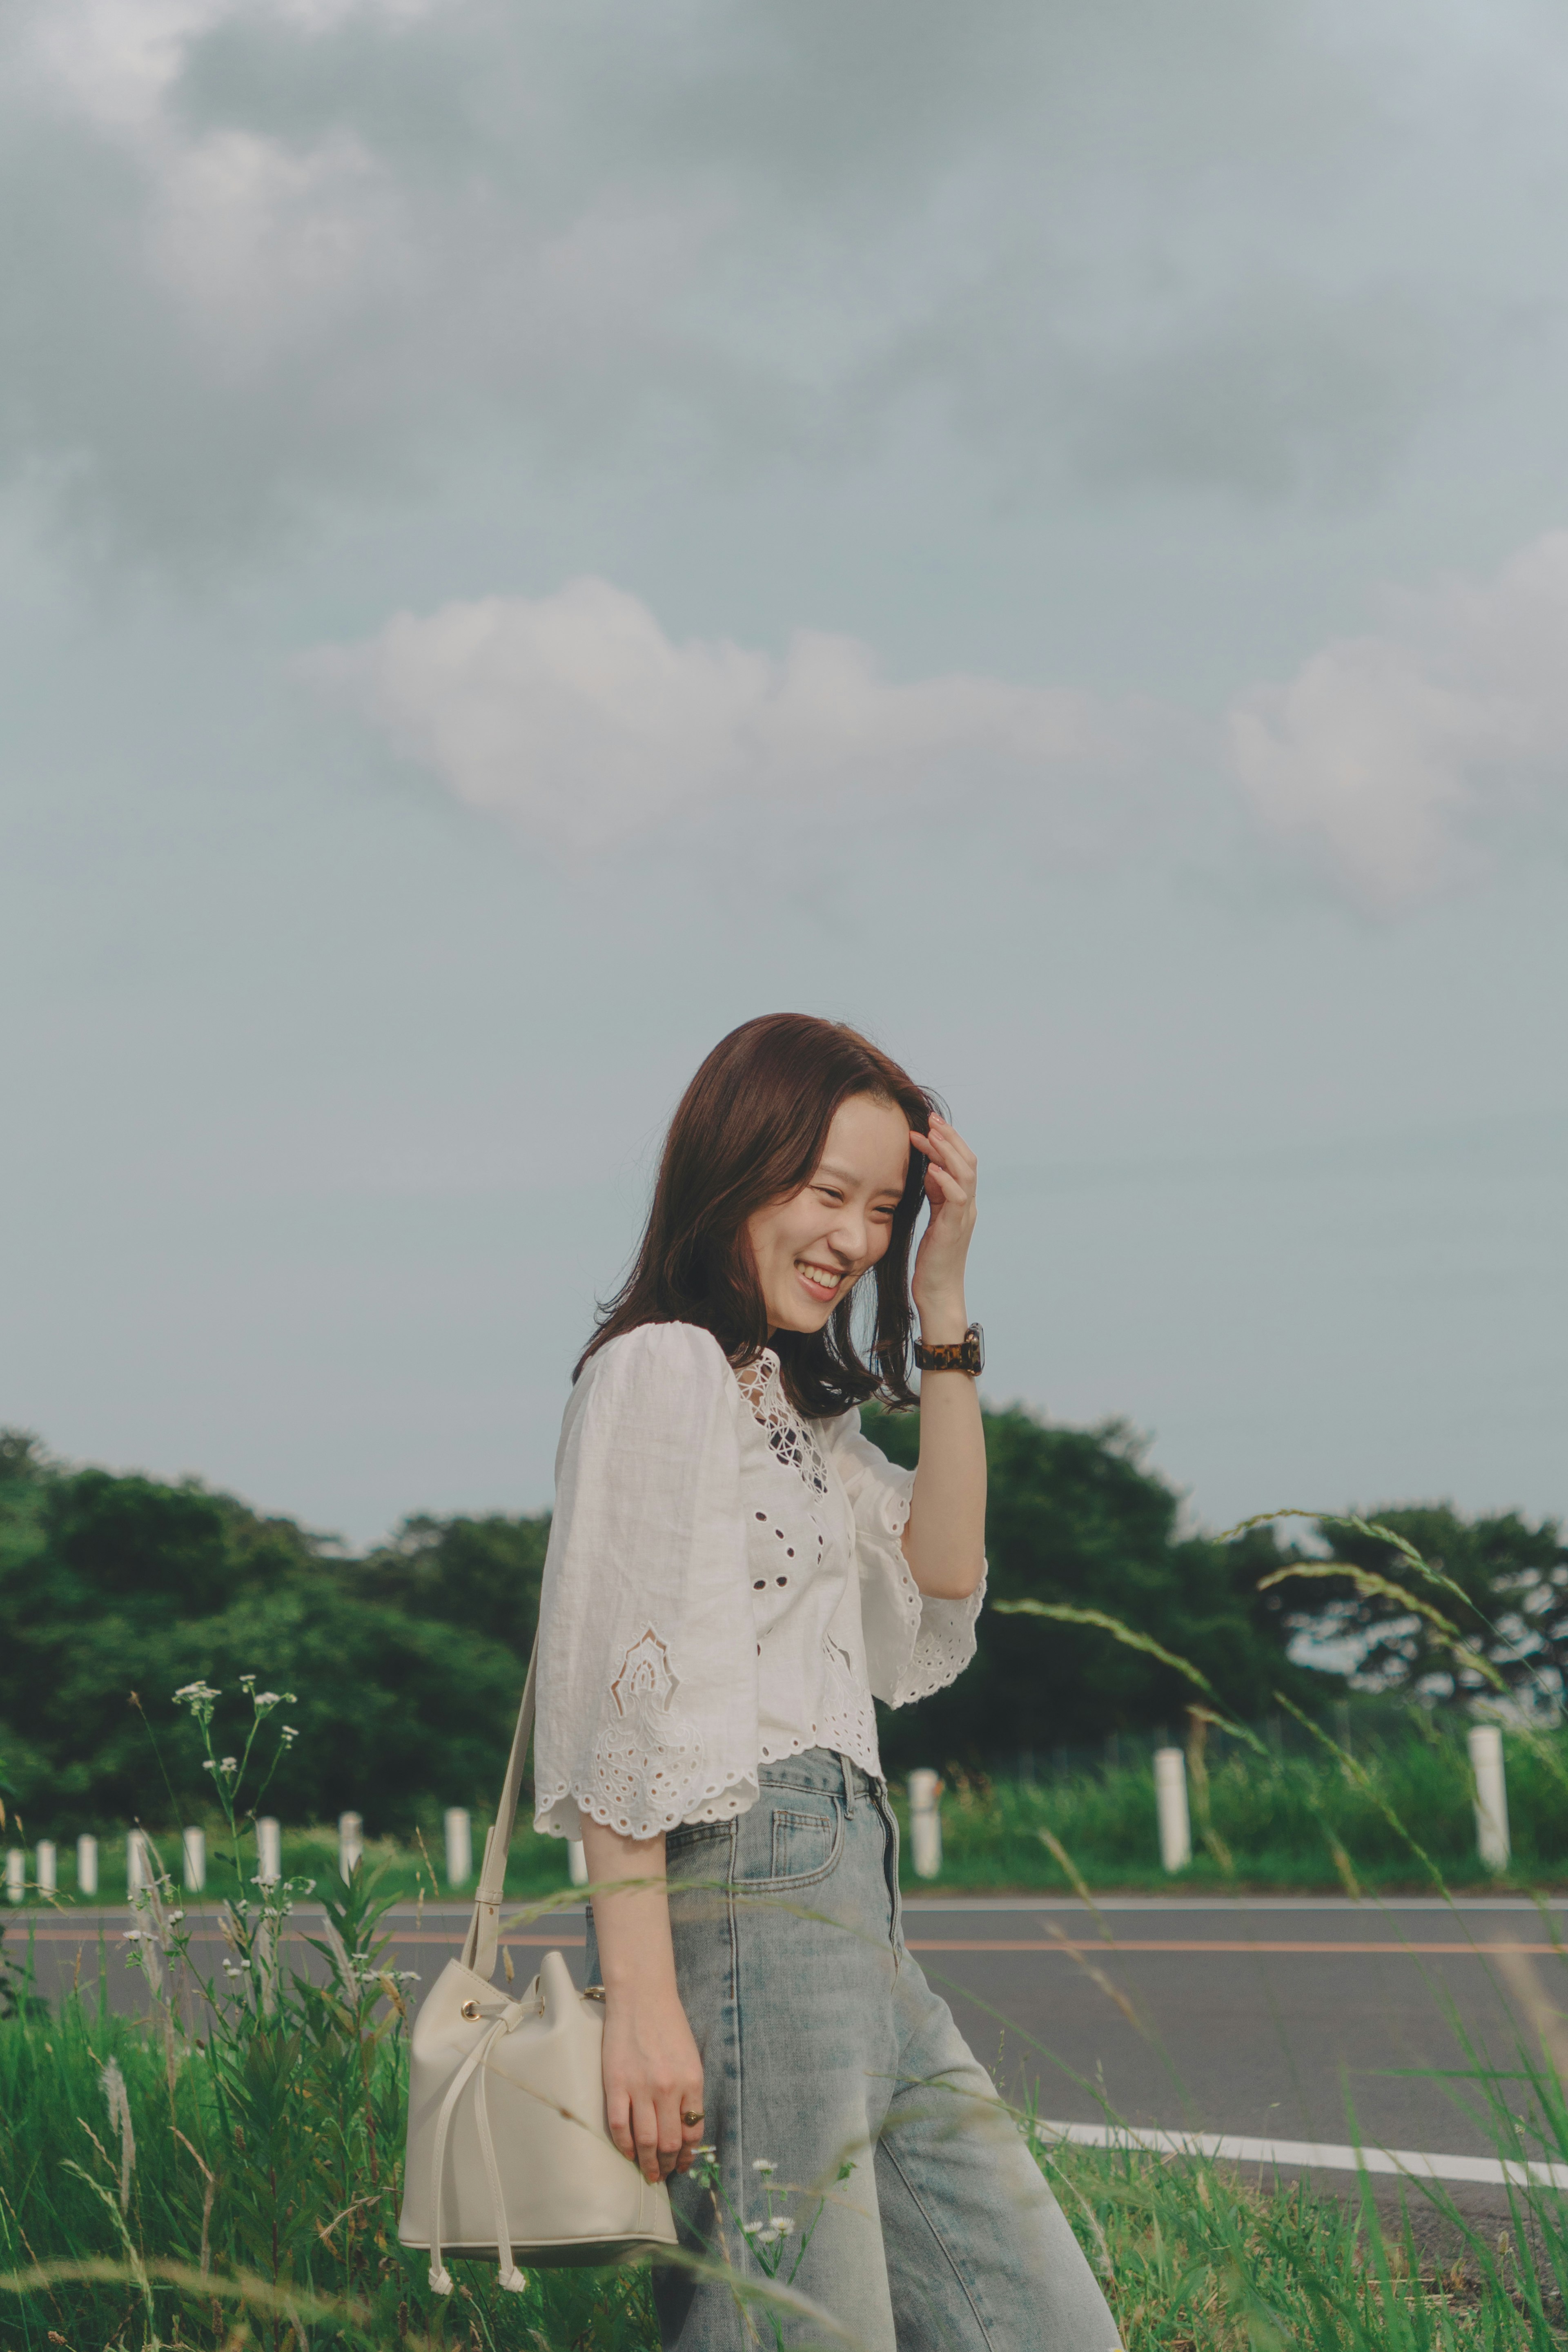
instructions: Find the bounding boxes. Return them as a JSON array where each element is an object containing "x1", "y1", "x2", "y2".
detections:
[
  {"x1": 730, "y1": 1797, "x2": 844, "y2": 1891},
  {"x1": 771, "y1": 1806, "x2": 835, "y2": 1882}
]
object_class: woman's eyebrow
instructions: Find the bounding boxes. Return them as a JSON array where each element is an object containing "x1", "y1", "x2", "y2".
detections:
[{"x1": 816, "y1": 1159, "x2": 904, "y2": 1196}]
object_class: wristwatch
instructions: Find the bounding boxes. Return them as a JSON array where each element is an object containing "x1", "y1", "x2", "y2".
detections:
[{"x1": 913, "y1": 1322, "x2": 984, "y2": 1375}]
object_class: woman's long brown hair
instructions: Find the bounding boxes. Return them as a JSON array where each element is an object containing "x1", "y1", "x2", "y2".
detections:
[{"x1": 577, "y1": 1014, "x2": 937, "y2": 1418}]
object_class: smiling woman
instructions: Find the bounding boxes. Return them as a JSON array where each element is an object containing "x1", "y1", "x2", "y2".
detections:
[
  {"x1": 527, "y1": 1014, "x2": 1119, "y2": 2350},
  {"x1": 575, "y1": 1012, "x2": 935, "y2": 1414}
]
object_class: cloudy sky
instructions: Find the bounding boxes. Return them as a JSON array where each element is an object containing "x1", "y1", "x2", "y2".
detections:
[{"x1": 4, "y1": 0, "x2": 1566, "y2": 1547}]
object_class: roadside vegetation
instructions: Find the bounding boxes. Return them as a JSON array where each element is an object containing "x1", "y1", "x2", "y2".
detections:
[
  {"x1": 898, "y1": 1713, "x2": 1568, "y2": 1893},
  {"x1": 9, "y1": 1702, "x2": 1568, "y2": 1911},
  {"x1": 4, "y1": 1422, "x2": 1568, "y2": 2342},
  {"x1": 5, "y1": 1824, "x2": 1568, "y2": 2349}
]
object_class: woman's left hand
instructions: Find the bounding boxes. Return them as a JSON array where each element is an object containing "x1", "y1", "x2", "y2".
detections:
[{"x1": 908, "y1": 1115, "x2": 978, "y2": 1331}]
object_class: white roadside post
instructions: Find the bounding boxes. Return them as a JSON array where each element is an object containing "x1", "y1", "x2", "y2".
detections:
[
  {"x1": 36, "y1": 1841, "x2": 56, "y2": 1897},
  {"x1": 256, "y1": 1817, "x2": 282, "y2": 1886},
  {"x1": 1154, "y1": 1748, "x2": 1192, "y2": 1873},
  {"x1": 77, "y1": 1835, "x2": 98, "y2": 1897},
  {"x1": 339, "y1": 1811, "x2": 363, "y2": 1881},
  {"x1": 444, "y1": 1807, "x2": 472, "y2": 1888},
  {"x1": 125, "y1": 1828, "x2": 148, "y2": 1898},
  {"x1": 1468, "y1": 1724, "x2": 1511, "y2": 1870},
  {"x1": 4, "y1": 1850, "x2": 22, "y2": 1905},
  {"x1": 567, "y1": 1839, "x2": 589, "y2": 1887},
  {"x1": 183, "y1": 1827, "x2": 206, "y2": 1893},
  {"x1": 907, "y1": 1770, "x2": 944, "y2": 1880}
]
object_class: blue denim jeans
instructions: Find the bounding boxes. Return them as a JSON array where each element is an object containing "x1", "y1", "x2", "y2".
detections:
[{"x1": 585, "y1": 1750, "x2": 1121, "y2": 2352}]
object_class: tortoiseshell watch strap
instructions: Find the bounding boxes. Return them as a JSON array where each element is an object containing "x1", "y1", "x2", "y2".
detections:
[{"x1": 913, "y1": 1322, "x2": 984, "y2": 1375}]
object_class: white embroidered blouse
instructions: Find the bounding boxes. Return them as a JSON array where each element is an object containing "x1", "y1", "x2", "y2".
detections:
[{"x1": 532, "y1": 1320, "x2": 986, "y2": 1842}]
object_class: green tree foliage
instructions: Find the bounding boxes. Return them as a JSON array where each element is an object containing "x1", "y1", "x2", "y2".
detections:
[
  {"x1": 864, "y1": 1405, "x2": 1327, "y2": 1769},
  {"x1": 15, "y1": 1412, "x2": 1552, "y2": 1828},
  {"x1": 0, "y1": 1440, "x2": 526, "y2": 1837},
  {"x1": 350, "y1": 1509, "x2": 550, "y2": 1656},
  {"x1": 1258, "y1": 1502, "x2": 1568, "y2": 1706}
]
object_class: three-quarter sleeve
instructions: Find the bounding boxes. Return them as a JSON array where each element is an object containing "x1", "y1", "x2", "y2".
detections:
[
  {"x1": 533, "y1": 1322, "x2": 760, "y2": 1841},
  {"x1": 830, "y1": 1411, "x2": 986, "y2": 1709}
]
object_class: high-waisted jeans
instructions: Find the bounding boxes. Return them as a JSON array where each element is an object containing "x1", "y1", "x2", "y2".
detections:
[{"x1": 584, "y1": 1750, "x2": 1122, "y2": 2352}]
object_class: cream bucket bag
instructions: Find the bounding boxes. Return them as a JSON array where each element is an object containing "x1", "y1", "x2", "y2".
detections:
[{"x1": 398, "y1": 1641, "x2": 679, "y2": 2290}]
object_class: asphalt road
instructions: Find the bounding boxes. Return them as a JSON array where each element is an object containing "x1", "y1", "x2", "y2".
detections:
[{"x1": 16, "y1": 1892, "x2": 1567, "y2": 2173}]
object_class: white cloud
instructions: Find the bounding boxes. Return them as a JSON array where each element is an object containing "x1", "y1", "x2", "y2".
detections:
[
  {"x1": 307, "y1": 575, "x2": 1111, "y2": 853},
  {"x1": 1227, "y1": 531, "x2": 1568, "y2": 909}
]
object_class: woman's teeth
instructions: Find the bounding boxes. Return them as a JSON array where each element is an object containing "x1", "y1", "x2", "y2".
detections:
[{"x1": 798, "y1": 1263, "x2": 843, "y2": 1293}]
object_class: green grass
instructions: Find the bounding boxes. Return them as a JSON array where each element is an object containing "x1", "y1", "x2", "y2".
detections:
[
  {"x1": 4, "y1": 1911, "x2": 1568, "y2": 2351},
  {"x1": 888, "y1": 1723, "x2": 1568, "y2": 1894},
  {"x1": 15, "y1": 1721, "x2": 1568, "y2": 1912},
  {"x1": 7, "y1": 1713, "x2": 1568, "y2": 2345}
]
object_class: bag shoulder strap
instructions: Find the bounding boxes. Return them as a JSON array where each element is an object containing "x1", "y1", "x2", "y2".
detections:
[{"x1": 460, "y1": 1630, "x2": 541, "y2": 1980}]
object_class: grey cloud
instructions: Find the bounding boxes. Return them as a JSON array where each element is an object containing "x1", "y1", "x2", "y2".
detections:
[
  {"x1": 2, "y1": 0, "x2": 1566, "y2": 560},
  {"x1": 1060, "y1": 282, "x2": 1439, "y2": 502},
  {"x1": 896, "y1": 268, "x2": 1443, "y2": 506}
]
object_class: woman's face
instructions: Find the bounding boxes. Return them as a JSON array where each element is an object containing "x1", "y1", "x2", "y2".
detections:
[{"x1": 746, "y1": 1092, "x2": 912, "y2": 1334}]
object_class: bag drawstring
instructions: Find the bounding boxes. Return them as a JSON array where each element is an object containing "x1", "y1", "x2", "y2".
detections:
[{"x1": 427, "y1": 1998, "x2": 533, "y2": 2295}]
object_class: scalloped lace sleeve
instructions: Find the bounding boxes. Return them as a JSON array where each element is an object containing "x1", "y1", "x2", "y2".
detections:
[
  {"x1": 829, "y1": 1411, "x2": 986, "y2": 1709},
  {"x1": 532, "y1": 1323, "x2": 760, "y2": 1841}
]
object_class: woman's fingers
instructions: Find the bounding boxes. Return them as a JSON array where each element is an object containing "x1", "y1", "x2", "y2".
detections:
[
  {"x1": 910, "y1": 1119, "x2": 977, "y2": 1194},
  {"x1": 656, "y1": 2086, "x2": 687, "y2": 2180},
  {"x1": 929, "y1": 1118, "x2": 978, "y2": 1184},
  {"x1": 631, "y1": 2090, "x2": 667, "y2": 2183},
  {"x1": 601, "y1": 1995, "x2": 705, "y2": 2183},
  {"x1": 605, "y1": 2087, "x2": 636, "y2": 2165},
  {"x1": 611, "y1": 2094, "x2": 692, "y2": 2180}
]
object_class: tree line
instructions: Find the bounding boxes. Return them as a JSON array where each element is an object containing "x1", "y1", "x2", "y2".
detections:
[{"x1": 0, "y1": 1417, "x2": 1560, "y2": 1837}]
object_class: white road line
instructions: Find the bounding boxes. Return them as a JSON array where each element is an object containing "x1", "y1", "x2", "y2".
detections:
[
  {"x1": 1035, "y1": 2119, "x2": 1568, "y2": 2190},
  {"x1": 905, "y1": 1898, "x2": 1568, "y2": 1915}
]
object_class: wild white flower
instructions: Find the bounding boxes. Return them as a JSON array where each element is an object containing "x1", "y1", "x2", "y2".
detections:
[
  {"x1": 239, "y1": 1673, "x2": 258, "y2": 1689},
  {"x1": 173, "y1": 1681, "x2": 220, "y2": 1706},
  {"x1": 254, "y1": 1691, "x2": 283, "y2": 1708},
  {"x1": 756, "y1": 2226, "x2": 780, "y2": 2246},
  {"x1": 772, "y1": 2218, "x2": 795, "y2": 2236},
  {"x1": 741, "y1": 2219, "x2": 764, "y2": 2235},
  {"x1": 751, "y1": 2158, "x2": 776, "y2": 2175}
]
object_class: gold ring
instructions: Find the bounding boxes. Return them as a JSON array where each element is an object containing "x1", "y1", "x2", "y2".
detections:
[{"x1": 682, "y1": 2110, "x2": 705, "y2": 2127}]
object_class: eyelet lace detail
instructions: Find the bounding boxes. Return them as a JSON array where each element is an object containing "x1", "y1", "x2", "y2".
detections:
[
  {"x1": 541, "y1": 1627, "x2": 753, "y2": 1841},
  {"x1": 735, "y1": 1350, "x2": 831, "y2": 1498},
  {"x1": 887, "y1": 1566, "x2": 988, "y2": 1703}
]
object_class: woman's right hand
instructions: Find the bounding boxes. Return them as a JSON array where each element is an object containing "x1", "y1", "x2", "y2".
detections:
[
  {"x1": 601, "y1": 1981, "x2": 706, "y2": 2182},
  {"x1": 580, "y1": 1816, "x2": 706, "y2": 2183}
]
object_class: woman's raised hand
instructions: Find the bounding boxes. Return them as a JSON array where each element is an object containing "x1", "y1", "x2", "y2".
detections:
[{"x1": 908, "y1": 1114, "x2": 978, "y2": 1333}]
